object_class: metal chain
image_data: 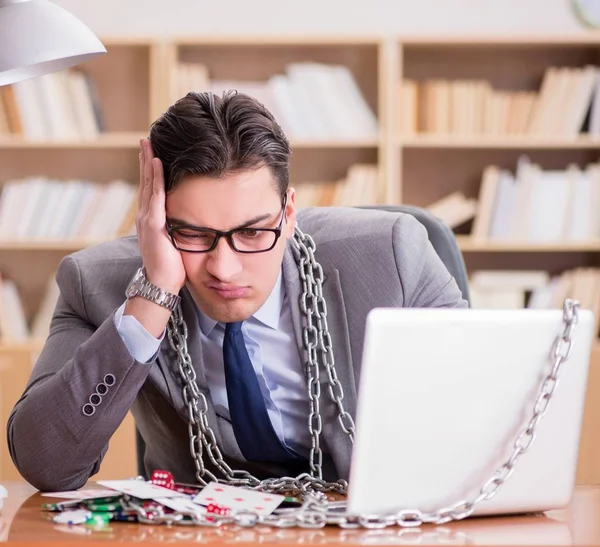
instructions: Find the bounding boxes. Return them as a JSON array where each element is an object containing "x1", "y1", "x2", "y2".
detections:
[
  {"x1": 162, "y1": 224, "x2": 581, "y2": 528},
  {"x1": 165, "y1": 225, "x2": 352, "y2": 494},
  {"x1": 289, "y1": 226, "x2": 357, "y2": 479}
]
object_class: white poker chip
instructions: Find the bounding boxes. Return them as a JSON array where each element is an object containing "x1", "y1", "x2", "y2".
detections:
[{"x1": 52, "y1": 509, "x2": 92, "y2": 525}]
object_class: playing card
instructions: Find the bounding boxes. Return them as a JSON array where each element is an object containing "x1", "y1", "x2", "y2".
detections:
[
  {"x1": 41, "y1": 489, "x2": 118, "y2": 500},
  {"x1": 154, "y1": 497, "x2": 207, "y2": 516},
  {"x1": 192, "y1": 482, "x2": 285, "y2": 516},
  {"x1": 97, "y1": 480, "x2": 186, "y2": 500}
]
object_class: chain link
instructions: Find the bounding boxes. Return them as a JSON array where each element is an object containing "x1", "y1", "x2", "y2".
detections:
[{"x1": 162, "y1": 224, "x2": 580, "y2": 528}]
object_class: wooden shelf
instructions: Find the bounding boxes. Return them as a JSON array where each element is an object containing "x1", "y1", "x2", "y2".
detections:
[
  {"x1": 0, "y1": 132, "x2": 146, "y2": 150},
  {"x1": 456, "y1": 236, "x2": 600, "y2": 252},
  {"x1": 0, "y1": 240, "x2": 109, "y2": 251},
  {"x1": 15, "y1": 236, "x2": 598, "y2": 254},
  {"x1": 291, "y1": 139, "x2": 381, "y2": 148},
  {"x1": 400, "y1": 34, "x2": 600, "y2": 46},
  {"x1": 0, "y1": 340, "x2": 45, "y2": 354},
  {"x1": 171, "y1": 35, "x2": 383, "y2": 46},
  {"x1": 400, "y1": 135, "x2": 600, "y2": 149},
  {"x1": 0, "y1": 135, "x2": 381, "y2": 150}
]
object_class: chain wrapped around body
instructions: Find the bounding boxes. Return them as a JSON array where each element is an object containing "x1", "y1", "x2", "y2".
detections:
[{"x1": 154, "y1": 225, "x2": 581, "y2": 529}]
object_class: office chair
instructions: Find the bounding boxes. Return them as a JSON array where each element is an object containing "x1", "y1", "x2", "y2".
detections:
[{"x1": 134, "y1": 204, "x2": 471, "y2": 478}]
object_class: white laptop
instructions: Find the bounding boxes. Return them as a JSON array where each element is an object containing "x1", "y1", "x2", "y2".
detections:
[{"x1": 346, "y1": 305, "x2": 594, "y2": 518}]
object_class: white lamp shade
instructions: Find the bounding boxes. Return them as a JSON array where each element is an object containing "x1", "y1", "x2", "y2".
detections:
[{"x1": 0, "y1": 0, "x2": 106, "y2": 86}]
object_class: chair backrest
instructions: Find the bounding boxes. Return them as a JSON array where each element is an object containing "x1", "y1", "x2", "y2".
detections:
[{"x1": 356, "y1": 204, "x2": 471, "y2": 305}]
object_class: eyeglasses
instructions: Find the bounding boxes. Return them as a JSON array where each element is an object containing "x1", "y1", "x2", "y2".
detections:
[{"x1": 166, "y1": 195, "x2": 288, "y2": 254}]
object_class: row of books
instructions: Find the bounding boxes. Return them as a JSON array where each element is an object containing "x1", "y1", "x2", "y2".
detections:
[
  {"x1": 427, "y1": 156, "x2": 600, "y2": 243},
  {"x1": 0, "y1": 273, "x2": 58, "y2": 342},
  {"x1": 0, "y1": 167, "x2": 382, "y2": 243},
  {"x1": 0, "y1": 165, "x2": 381, "y2": 244},
  {"x1": 0, "y1": 69, "x2": 104, "y2": 140},
  {"x1": 469, "y1": 267, "x2": 600, "y2": 334},
  {"x1": 173, "y1": 60, "x2": 380, "y2": 141},
  {"x1": 294, "y1": 164, "x2": 381, "y2": 208},
  {"x1": 400, "y1": 65, "x2": 600, "y2": 137},
  {"x1": 0, "y1": 177, "x2": 136, "y2": 240},
  {"x1": 5, "y1": 62, "x2": 599, "y2": 143}
]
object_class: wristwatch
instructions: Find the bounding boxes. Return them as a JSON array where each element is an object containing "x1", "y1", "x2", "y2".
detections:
[{"x1": 125, "y1": 267, "x2": 181, "y2": 311}]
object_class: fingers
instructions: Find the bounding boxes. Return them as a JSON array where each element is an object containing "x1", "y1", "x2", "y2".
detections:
[
  {"x1": 147, "y1": 155, "x2": 166, "y2": 227},
  {"x1": 138, "y1": 138, "x2": 167, "y2": 234},
  {"x1": 139, "y1": 138, "x2": 155, "y2": 216},
  {"x1": 138, "y1": 139, "x2": 145, "y2": 211},
  {"x1": 144, "y1": 139, "x2": 154, "y2": 192},
  {"x1": 152, "y1": 156, "x2": 165, "y2": 198}
]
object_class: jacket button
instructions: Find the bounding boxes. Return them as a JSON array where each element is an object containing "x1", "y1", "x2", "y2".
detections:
[{"x1": 82, "y1": 403, "x2": 95, "y2": 416}]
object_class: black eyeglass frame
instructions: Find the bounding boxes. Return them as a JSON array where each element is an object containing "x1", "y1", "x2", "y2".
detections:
[{"x1": 166, "y1": 195, "x2": 288, "y2": 254}]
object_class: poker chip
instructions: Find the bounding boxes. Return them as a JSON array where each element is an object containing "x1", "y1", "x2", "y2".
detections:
[
  {"x1": 52, "y1": 509, "x2": 92, "y2": 525},
  {"x1": 87, "y1": 502, "x2": 121, "y2": 511},
  {"x1": 85, "y1": 512, "x2": 112, "y2": 526}
]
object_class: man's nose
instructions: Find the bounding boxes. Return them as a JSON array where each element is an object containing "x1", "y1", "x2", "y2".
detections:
[{"x1": 205, "y1": 237, "x2": 243, "y2": 281}]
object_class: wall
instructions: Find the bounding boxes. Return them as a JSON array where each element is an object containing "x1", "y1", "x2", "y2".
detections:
[{"x1": 53, "y1": 0, "x2": 593, "y2": 37}]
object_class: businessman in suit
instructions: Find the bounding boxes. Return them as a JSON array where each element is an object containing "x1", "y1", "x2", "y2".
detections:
[{"x1": 7, "y1": 91, "x2": 468, "y2": 492}]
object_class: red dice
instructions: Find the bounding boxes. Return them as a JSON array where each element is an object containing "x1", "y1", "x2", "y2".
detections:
[
  {"x1": 206, "y1": 503, "x2": 230, "y2": 516},
  {"x1": 151, "y1": 470, "x2": 175, "y2": 489}
]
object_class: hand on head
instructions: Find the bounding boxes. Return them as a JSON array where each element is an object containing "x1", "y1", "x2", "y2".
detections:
[{"x1": 136, "y1": 138, "x2": 186, "y2": 294}]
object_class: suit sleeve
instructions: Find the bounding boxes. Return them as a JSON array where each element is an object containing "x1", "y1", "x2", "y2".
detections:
[
  {"x1": 6, "y1": 255, "x2": 155, "y2": 491},
  {"x1": 393, "y1": 213, "x2": 469, "y2": 309}
]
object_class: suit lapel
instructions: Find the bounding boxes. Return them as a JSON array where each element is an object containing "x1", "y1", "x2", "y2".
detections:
[
  {"x1": 282, "y1": 246, "x2": 304, "y2": 352},
  {"x1": 282, "y1": 243, "x2": 357, "y2": 480}
]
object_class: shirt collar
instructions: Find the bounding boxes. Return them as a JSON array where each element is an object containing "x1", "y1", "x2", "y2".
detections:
[{"x1": 196, "y1": 269, "x2": 283, "y2": 335}]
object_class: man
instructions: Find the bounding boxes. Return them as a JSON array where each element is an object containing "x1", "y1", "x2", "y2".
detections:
[{"x1": 7, "y1": 91, "x2": 467, "y2": 492}]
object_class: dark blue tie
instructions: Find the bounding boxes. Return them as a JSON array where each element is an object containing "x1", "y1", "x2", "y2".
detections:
[{"x1": 223, "y1": 321, "x2": 301, "y2": 463}]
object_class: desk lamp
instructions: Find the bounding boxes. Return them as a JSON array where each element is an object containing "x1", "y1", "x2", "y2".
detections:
[{"x1": 0, "y1": 0, "x2": 105, "y2": 86}]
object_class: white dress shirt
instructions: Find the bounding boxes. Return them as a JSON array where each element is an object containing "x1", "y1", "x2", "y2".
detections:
[{"x1": 114, "y1": 270, "x2": 312, "y2": 456}]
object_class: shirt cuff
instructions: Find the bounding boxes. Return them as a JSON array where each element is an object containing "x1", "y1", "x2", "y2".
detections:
[{"x1": 114, "y1": 301, "x2": 164, "y2": 364}]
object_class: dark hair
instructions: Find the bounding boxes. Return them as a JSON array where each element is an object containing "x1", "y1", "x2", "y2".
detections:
[{"x1": 149, "y1": 90, "x2": 291, "y2": 198}]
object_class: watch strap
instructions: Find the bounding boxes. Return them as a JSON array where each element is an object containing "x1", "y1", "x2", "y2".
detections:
[{"x1": 127, "y1": 268, "x2": 181, "y2": 312}]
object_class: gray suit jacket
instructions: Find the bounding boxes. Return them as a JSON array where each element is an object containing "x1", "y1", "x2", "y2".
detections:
[{"x1": 7, "y1": 207, "x2": 467, "y2": 491}]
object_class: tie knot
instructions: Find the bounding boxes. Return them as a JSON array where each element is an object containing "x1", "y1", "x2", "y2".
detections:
[{"x1": 225, "y1": 321, "x2": 243, "y2": 335}]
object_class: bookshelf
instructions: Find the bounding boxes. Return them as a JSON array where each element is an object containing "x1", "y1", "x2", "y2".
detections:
[
  {"x1": 395, "y1": 36, "x2": 600, "y2": 300},
  {"x1": 394, "y1": 36, "x2": 600, "y2": 486},
  {"x1": 1, "y1": 34, "x2": 600, "y2": 484}
]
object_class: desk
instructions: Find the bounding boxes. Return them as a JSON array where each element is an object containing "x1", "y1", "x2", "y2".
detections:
[{"x1": 1, "y1": 482, "x2": 600, "y2": 545}]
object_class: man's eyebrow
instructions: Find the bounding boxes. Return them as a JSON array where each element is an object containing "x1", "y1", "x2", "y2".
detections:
[{"x1": 166, "y1": 213, "x2": 273, "y2": 231}]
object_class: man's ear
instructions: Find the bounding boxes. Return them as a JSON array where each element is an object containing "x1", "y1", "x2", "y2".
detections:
[{"x1": 285, "y1": 188, "x2": 297, "y2": 238}]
